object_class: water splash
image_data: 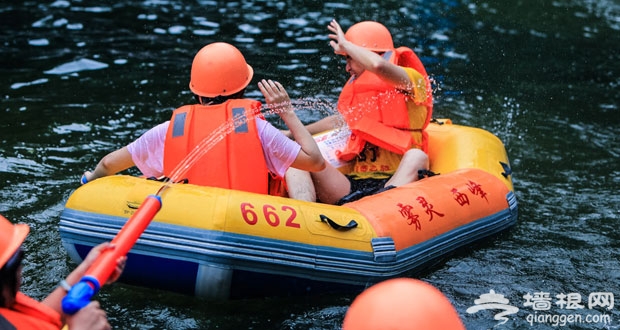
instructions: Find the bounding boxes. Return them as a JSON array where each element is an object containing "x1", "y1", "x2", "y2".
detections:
[
  {"x1": 429, "y1": 75, "x2": 442, "y2": 96},
  {"x1": 155, "y1": 98, "x2": 339, "y2": 196},
  {"x1": 289, "y1": 97, "x2": 340, "y2": 122},
  {"x1": 494, "y1": 96, "x2": 522, "y2": 146},
  {"x1": 154, "y1": 89, "x2": 425, "y2": 197}
]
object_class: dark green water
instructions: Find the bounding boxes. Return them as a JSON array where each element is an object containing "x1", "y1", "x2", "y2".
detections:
[{"x1": 1, "y1": 0, "x2": 619, "y2": 329}]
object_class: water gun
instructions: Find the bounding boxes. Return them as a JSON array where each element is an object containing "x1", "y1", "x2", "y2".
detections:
[{"x1": 61, "y1": 194, "x2": 162, "y2": 314}]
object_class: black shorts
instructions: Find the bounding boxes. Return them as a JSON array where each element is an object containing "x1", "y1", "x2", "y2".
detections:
[{"x1": 335, "y1": 176, "x2": 391, "y2": 205}]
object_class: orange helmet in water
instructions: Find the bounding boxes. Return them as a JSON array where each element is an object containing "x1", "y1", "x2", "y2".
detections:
[
  {"x1": 344, "y1": 21, "x2": 394, "y2": 52},
  {"x1": 0, "y1": 215, "x2": 29, "y2": 269},
  {"x1": 342, "y1": 278, "x2": 465, "y2": 330},
  {"x1": 189, "y1": 42, "x2": 254, "y2": 97}
]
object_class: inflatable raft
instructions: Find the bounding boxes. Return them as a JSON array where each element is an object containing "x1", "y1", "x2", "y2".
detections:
[{"x1": 59, "y1": 119, "x2": 517, "y2": 299}]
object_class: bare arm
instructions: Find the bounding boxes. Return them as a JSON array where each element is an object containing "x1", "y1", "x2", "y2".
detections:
[
  {"x1": 42, "y1": 242, "x2": 125, "y2": 326},
  {"x1": 304, "y1": 115, "x2": 342, "y2": 135},
  {"x1": 328, "y1": 19, "x2": 412, "y2": 90},
  {"x1": 83, "y1": 146, "x2": 135, "y2": 182},
  {"x1": 281, "y1": 114, "x2": 344, "y2": 138},
  {"x1": 258, "y1": 79, "x2": 325, "y2": 172}
]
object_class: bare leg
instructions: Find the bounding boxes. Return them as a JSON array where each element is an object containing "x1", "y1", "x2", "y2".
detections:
[
  {"x1": 285, "y1": 168, "x2": 316, "y2": 202},
  {"x1": 310, "y1": 163, "x2": 351, "y2": 205},
  {"x1": 385, "y1": 149, "x2": 429, "y2": 187}
]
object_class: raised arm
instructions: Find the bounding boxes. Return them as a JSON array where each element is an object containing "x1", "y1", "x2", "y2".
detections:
[
  {"x1": 328, "y1": 19, "x2": 412, "y2": 90},
  {"x1": 258, "y1": 79, "x2": 325, "y2": 172}
]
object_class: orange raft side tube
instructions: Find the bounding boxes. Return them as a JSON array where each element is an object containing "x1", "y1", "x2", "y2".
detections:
[{"x1": 346, "y1": 168, "x2": 510, "y2": 251}]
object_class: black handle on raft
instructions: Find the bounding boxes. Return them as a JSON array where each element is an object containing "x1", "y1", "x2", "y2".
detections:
[
  {"x1": 320, "y1": 214, "x2": 358, "y2": 231},
  {"x1": 500, "y1": 161, "x2": 512, "y2": 178}
]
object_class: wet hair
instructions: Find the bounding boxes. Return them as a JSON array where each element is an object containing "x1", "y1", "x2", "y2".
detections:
[
  {"x1": 194, "y1": 88, "x2": 246, "y2": 106},
  {"x1": 0, "y1": 248, "x2": 23, "y2": 307}
]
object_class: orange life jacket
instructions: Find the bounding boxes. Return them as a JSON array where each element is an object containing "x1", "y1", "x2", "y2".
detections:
[
  {"x1": 336, "y1": 47, "x2": 433, "y2": 161},
  {"x1": 163, "y1": 99, "x2": 270, "y2": 194},
  {"x1": 0, "y1": 292, "x2": 63, "y2": 330}
]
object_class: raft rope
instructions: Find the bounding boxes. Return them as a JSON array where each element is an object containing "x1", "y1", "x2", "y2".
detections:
[{"x1": 500, "y1": 161, "x2": 512, "y2": 178}]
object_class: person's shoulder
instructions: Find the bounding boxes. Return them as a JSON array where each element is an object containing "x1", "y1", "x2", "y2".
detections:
[
  {"x1": 142, "y1": 121, "x2": 169, "y2": 135},
  {"x1": 136, "y1": 121, "x2": 169, "y2": 140},
  {"x1": 255, "y1": 117, "x2": 267, "y2": 126},
  {"x1": 155, "y1": 121, "x2": 170, "y2": 129}
]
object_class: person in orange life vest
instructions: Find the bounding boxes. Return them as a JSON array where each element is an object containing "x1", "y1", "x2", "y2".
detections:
[
  {"x1": 0, "y1": 214, "x2": 125, "y2": 330},
  {"x1": 81, "y1": 42, "x2": 325, "y2": 201},
  {"x1": 285, "y1": 19, "x2": 432, "y2": 205}
]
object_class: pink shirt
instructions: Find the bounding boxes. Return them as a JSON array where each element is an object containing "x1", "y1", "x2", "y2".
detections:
[{"x1": 127, "y1": 118, "x2": 300, "y2": 178}]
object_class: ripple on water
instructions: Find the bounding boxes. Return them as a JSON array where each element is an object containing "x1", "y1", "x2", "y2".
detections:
[
  {"x1": 53, "y1": 123, "x2": 91, "y2": 134},
  {"x1": 281, "y1": 306, "x2": 348, "y2": 329},
  {"x1": 43, "y1": 58, "x2": 108, "y2": 75},
  {"x1": 0, "y1": 156, "x2": 53, "y2": 177},
  {"x1": 28, "y1": 38, "x2": 49, "y2": 46},
  {"x1": 566, "y1": 0, "x2": 620, "y2": 31},
  {"x1": 10, "y1": 78, "x2": 49, "y2": 90}
]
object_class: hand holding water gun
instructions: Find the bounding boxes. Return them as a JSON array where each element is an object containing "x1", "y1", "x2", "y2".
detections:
[{"x1": 61, "y1": 195, "x2": 161, "y2": 315}]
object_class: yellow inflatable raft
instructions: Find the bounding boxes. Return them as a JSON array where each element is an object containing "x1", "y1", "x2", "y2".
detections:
[{"x1": 60, "y1": 119, "x2": 517, "y2": 299}]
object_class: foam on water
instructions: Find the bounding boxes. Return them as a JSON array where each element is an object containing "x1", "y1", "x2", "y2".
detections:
[{"x1": 44, "y1": 58, "x2": 108, "y2": 75}]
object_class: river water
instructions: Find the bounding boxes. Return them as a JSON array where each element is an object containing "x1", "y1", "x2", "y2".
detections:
[{"x1": 1, "y1": 0, "x2": 619, "y2": 329}]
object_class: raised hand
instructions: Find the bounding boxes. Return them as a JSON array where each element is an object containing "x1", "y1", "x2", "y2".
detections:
[
  {"x1": 328, "y1": 19, "x2": 347, "y2": 56},
  {"x1": 258, "y1": 79, "x2": 293, "y2": 114}
]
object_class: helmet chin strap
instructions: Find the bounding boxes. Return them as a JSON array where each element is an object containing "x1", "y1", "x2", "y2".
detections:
[
  {"x1": 195, "y1": 95, "x2": 225, "y2": 106},
  {"x1": 194, "y1": 89, "x2": 246, "y2": 106}
]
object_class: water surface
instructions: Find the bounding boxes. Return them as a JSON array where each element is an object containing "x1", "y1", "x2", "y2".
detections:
[{"x1": 1, "y1": 0, "x2": 619, "y2": 329}]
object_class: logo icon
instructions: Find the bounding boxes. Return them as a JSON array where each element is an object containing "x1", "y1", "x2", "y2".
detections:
[{"x1": 466, "y1": 290, "x2": 519, "y2": 325}]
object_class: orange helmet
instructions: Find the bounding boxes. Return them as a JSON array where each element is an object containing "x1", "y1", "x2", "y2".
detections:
[
  {"x1": 344, "y1": 21, "x2": 394, "y2": 52},
  {"x1": 342, "y1": 278, "x2": 465, "y2": 330},
  {"x1": 189, "y1": 42, "x2": 254, "y2": 97},
  {"x1": 0, "y1": 214, "x2": 29, "y2": 269}
]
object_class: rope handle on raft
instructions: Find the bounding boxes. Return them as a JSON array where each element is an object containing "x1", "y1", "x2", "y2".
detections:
[
  {"x1": 319, "y1": 214, "x2": 358, "y2": 231},
  {"x1": 500, "y1": 161, "x2": 512, "y2": 178}
]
